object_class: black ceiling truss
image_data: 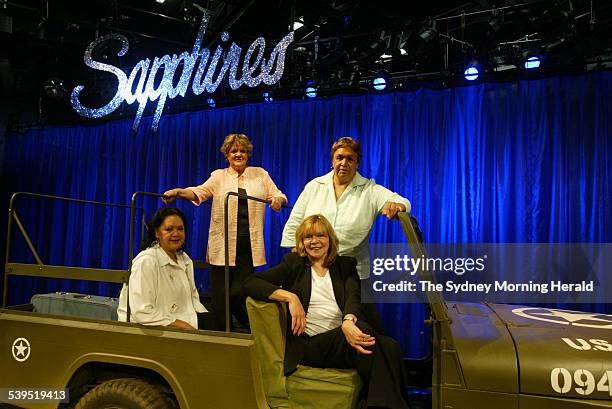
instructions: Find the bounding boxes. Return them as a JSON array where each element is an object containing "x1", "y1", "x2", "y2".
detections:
[{"x1": 1, "y1": 0, "x2": 610, "y2": 129}]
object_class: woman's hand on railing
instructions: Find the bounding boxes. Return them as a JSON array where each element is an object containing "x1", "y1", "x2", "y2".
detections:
[
  {"x1": 161, "y1": 188, "x2": 197, "y2": 204},
  {"x1": 382, "y1": 201, "x2": 406, "y2": 220},
  {"x1": 161, "y1": 189, "x2": 180, "y2": 204},
  {"x1": 269, "y1": 196, "x2": 286, "y2": 212}
]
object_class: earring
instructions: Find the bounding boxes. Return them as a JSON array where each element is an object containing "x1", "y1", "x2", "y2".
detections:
[{"x1": 153, "y1": 238, "x2": 159, "y2": 247}]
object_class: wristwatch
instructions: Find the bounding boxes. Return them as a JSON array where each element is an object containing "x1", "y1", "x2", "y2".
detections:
[{"x1": 343, "y1": 315, "x2": 356, "y2": 323}]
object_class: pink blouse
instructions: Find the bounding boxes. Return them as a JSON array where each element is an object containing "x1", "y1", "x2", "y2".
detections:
[{"x1": 187, "y1": 166, "x2": 286, "y2": 267}]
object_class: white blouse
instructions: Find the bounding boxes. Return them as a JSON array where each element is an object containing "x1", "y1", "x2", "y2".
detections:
[
  {"x1": 282, "y1": 171, "x2": 411, "y2": 278},
  {"x1": 118, "y1": 245, "x2": 207, "y2": 329},
  {"x1": 305, "y1": 268, "x2": 343, "y2": 337}
]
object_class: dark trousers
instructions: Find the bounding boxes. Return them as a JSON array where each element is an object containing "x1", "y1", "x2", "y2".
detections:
[
  {"x1": 196, "y1": 312, "x2": 218, "y2": 330},
  {"x1": 209, "y1": 233, "x2": 253, "y2": 331},
  {"x1": 300, "y1": 321, "x2": 410, "y2": 409}
]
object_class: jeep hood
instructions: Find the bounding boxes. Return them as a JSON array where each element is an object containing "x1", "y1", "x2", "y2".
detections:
[{"x1": 486, "y1": 303, "x2": 612, "y2": 400}]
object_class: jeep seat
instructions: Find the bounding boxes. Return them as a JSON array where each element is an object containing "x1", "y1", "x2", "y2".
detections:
[{"x1": 246, "y1": 297, "x2": 362, "y2": 409}]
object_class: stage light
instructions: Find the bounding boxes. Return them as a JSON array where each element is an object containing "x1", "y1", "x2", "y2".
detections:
[
  {"x1": 207, "y1": 98, "x2": 216, "y2": 108},
  {"x1": 292, "y1": 17, "x2": 304, "y2": 31},
  {"x1": 305, "y1": 81, "x2": 317, "y2": 98},
  {"x1": 418, "y1": 28, "x2": 437, "y2": 43},
  {"x1": 263, "y1": 91, "x2": 273, "y2": 102},
  {"x1": 463, "y1": 65, "x2": 479, "y2": 81},
  {"x1": 155, "y1": 0, "x2": 165, "y2": 3},
  {"x1": 43, "y1": 77, "x2": 68, "y2": 99},
  {"x1": 524, "y1": 55, "x2": 541, "y2": 70},
  {"x1": 371, "y1": 73, "x2": 388, "y2": 91}
]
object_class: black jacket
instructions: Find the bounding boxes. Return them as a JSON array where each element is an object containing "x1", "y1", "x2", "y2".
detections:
[{"x1": 243, "y1": 252, "x2": 361, "y2": 374}]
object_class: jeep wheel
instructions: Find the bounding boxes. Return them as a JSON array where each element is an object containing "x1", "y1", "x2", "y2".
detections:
[{"x1": 74, "y1": 378, "x2": 176, "y2": 409}]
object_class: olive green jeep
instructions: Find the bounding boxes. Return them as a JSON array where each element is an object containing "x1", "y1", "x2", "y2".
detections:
[{"x1": 1, "y1": 192, "x2": 610, "y2": 409}]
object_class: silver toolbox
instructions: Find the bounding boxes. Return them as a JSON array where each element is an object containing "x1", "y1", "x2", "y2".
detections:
[{"x1": 31, "y1": 292, "x2": 119, "y2": 321}]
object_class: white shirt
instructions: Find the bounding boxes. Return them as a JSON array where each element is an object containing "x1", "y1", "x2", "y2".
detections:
[
  {"x1": 281, "y1": 171, "x2": 411, "y2": 278},
  {"x1": 118, "y1": 245, "x2": 207, "y2": 329},
  {"x1": 305, "y1": 268, "x2": 343, "y2": 337}
]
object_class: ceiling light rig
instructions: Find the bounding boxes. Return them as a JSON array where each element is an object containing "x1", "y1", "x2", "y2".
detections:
[
  {"x1": 371, "y1": 71, "x2": 389, "y2": 91},
  {"x1": 13, "y1": 0, "x2": 608, "y2": 128},
  {"x1": 524, "y1": 55, "x2": 542, "y2": 70},
  {"x1": 263, "y1": 91, "x2": 274, "y2": 102},
  {"x1": 463, "y1": 65, "x2": 480, "y2": 81},
  {"x1": 305, "y1": 81, "x2": 318, "y2": 98}
]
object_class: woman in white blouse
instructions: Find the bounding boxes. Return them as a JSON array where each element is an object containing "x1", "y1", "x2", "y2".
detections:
[
  {"x1": 281, "y1": 137, "x2": 411, "y2": 333},
  {"x1": 281, "y1": 136, "x2": 410, "y2": 280},
  {"x1": 118, "y1": 207, "x2": 208, "y2": 329}
]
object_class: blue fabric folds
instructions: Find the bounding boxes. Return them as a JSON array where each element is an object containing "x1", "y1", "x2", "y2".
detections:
[{"x1": 3, "y1": 72, "x2": 611, "y2": 358}]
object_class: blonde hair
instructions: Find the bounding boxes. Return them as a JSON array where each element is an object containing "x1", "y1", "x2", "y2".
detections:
[
  {"x1": 330, "y1": 136, "x2": 361, "y2": 162},
  {"x1": 220, "y1": 133, "x2": 254, "y2": 156},
  {"x1": 295, "y1": 215, "x2": 339, "y2": 267}
]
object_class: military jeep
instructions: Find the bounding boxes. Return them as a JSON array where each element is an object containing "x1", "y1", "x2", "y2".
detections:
[{"x1": 0, "y1": 192, "x2": 610, "y2": 408}]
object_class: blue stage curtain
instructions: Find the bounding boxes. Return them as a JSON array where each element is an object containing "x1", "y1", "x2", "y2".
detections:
[{"x1": 2, "y1": 72, "x2": 611, "y2": 359}]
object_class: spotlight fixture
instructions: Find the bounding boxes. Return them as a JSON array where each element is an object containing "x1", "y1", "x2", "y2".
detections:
[
  {"x1": 42, "y1": 77, "x2": 69, "y2": 99},
  {"x1": 292, "y1": 16, "x2": 304, "y2": 31},
  {"x1": 371, "y1": 72, "x2": 389, "y2": 91},
  {"x1": 263, "y1": 91, "x2": 274, "y2": 102},
  {"x1": 524, "y1": 55, "x2": 542, "y2": 70},
  {"x1": 305, "y1": 81, "x2": 318, "y2": 98},
  {"x1": 206, "y1": 98, "x2": 216, "y2": 108},
  {"x1": 463, "y1": 65, "x2": 480, "y2": 81},
  {"x1": 419, "y1": 28, "x2": 437, "y2": 43}
]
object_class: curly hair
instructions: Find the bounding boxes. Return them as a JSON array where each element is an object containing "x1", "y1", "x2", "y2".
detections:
[{"x1": 219, "y1": 133, "x2": 254, "y2": 156}]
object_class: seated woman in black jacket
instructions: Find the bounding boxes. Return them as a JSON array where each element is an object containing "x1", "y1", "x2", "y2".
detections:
[{"x1": 243, "y1": 214, "x2": 409, "y2": 409}]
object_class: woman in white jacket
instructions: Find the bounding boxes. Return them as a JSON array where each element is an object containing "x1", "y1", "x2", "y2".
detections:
[{"x1": 118, "y1": 207, "x2": 208, "y2": 329}]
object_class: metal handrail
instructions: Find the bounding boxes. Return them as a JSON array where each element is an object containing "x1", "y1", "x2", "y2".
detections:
[
  {"x1": 125, "y1": 191, "x2": 216, "y2": 323},
  {"x1": 3, "y1": 189, "x2": 290, "y2": 332},
  {"x1": 129, "y1": 191, "x2": 166, "y2": 271},
  {"x1": 3, "y1": 192, "x2": 145, "y2": 307},
  {"x1": 222, "y1": 191, "x2": 291, "y2": 332},
  {"x1": 396, "y1": 212, "x2": 449, "y2": 323},
  {"x1": 224, "y1": 192, "x2": 268, "y2": 332},
  {"x1": 126, "y1": 191, "x2": 169, "y2": 323}
]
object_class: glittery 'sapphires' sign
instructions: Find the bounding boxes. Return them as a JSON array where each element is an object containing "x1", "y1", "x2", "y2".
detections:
[{"x1": 71, "y1": 14, "x2": 294, "y2": 131}]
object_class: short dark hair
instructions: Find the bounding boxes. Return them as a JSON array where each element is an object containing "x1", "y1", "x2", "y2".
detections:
[
  {"x1": 331, "y1": 136, "x2": 362, "y2": 162},
  {"x1": 141, "y1": 207, "x2": 188, "y2": 252}
]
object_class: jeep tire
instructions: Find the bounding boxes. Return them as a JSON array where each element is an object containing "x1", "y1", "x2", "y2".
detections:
[{"x1": 74, "y1": 378, "x2": 176, "y2": 409}]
